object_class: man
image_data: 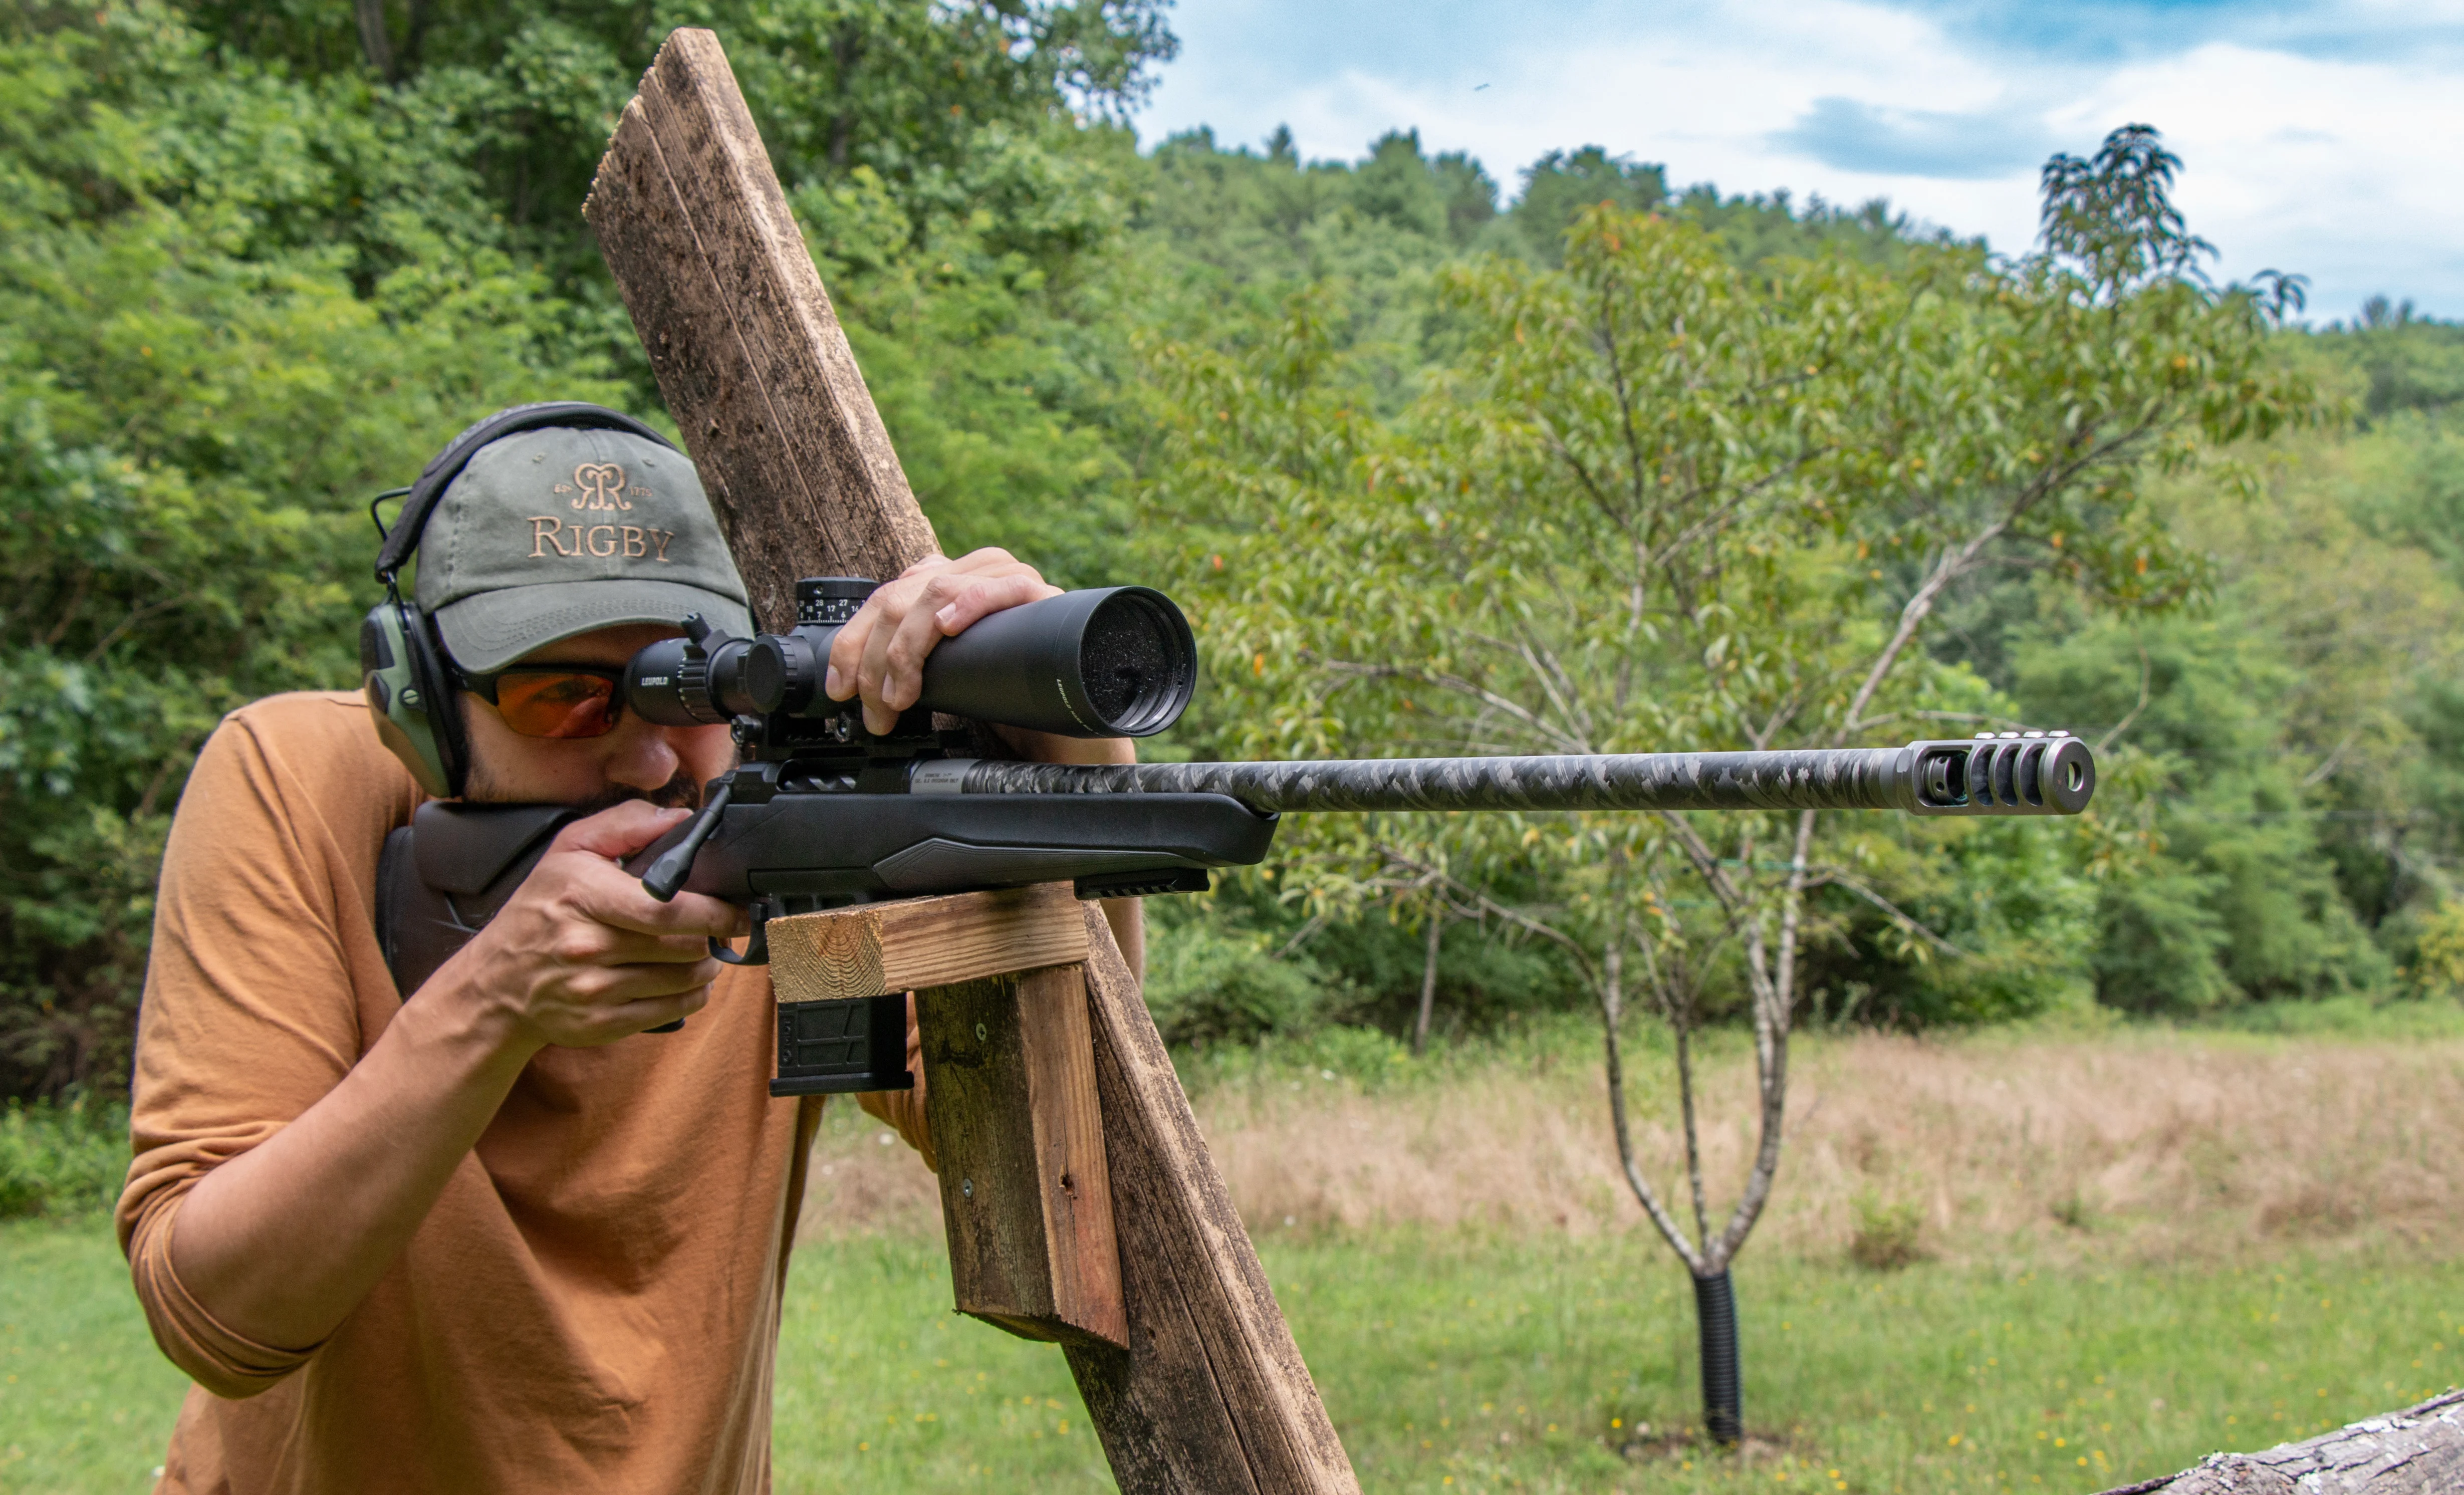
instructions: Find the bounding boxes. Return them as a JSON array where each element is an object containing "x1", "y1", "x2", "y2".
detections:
[{"x1": 117, "y1": 413, "x2": 1136, "y2": 1492}]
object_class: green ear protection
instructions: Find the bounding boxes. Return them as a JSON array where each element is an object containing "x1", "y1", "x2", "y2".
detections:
[{"x1": 359, "y1": 401, "x2": 680, "y2": 798}]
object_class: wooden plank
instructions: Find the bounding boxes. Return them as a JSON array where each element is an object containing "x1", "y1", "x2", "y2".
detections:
[
  {"x1": 582, "y1": 26, "x2": 935, "y2": 627},
  {"x1": 1064, "y1": 904, "x2": 1362, "y2": 1492},
  {"x1": 584, "y1": 30, "x2": 1356, "y2": 1488},
  {"x1": 765, "y1": 883, "x2": 1088, "y2": 1003},
  {"x1": 917, "y1": 965, "x2": 1125, "y2": 1348},
  {"x1": 769, "y1": 885, "x2": 1120, "y2": 1347}
]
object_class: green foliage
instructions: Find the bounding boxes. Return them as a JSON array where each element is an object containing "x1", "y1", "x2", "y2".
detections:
[
  {"x1": 1149, "y1": 130, "x2": 2314, "y2": 1054},
  {"x1": 2334, "y1": 297, "x2": 2464, "y2": 419},
  {"x1": 1140, "y1": 898, "x2": 1337, "y2": 1046},
  {"x1": 2414, "y1": 902, "x2": 2464, "y2": 995},
  {"x1": 0, "y1": 1097, "x2": 125, "y2": 1218},
  {"x1": 0, "y1": 3, "x2": 627, "y2": 1095},
  {"x1": 1496, "y1": 145, "x2": 1665, "y2": 264},
  {"x1": 0, "y1": 0, "x2": 1171, "y2": 1098},
  {"x1": 1964, "y1": 310, "x2": 2464, "y2": 1016},
  {"x1": 1846, "y1": 1192, "x2": 1926, "y2": 1271},
  {"x1": 5, "y1": 0, "x2": 2456, "y2": 1105}
]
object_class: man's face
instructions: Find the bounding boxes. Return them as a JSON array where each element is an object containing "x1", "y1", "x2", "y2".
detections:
[{"x1": 458, "y1": 623, "x2": 735, "y2": 809}]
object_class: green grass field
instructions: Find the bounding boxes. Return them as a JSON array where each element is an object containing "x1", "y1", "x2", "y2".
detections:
[{"x1": 7, "y1": 1213, "x2": 2456, "y2": 1494}]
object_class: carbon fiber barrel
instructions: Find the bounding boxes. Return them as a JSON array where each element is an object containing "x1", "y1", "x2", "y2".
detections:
[{"x1": 912, "y1": 734, "x2": 2095, "y2": 818}]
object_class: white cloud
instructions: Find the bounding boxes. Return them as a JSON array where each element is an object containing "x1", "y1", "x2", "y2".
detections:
[{"x1": 1137, "y1": 0, "x2": 2464, "y2": 319}]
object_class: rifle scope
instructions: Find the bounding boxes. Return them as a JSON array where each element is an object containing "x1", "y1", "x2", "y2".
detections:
[{"x1": 625, "y1": 577, "x2": 1197, "y2": 739}]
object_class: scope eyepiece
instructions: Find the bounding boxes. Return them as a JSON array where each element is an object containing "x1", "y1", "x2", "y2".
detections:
[
  {"x1": 625, "y1": 619, "x2": 753, "y2": 727},
  {"x1": 622, "y1": 580, "x2": 1198, "y2": 739},
  {"x1": 744, "y1": 633, "x2": 824, "y2": 716}
]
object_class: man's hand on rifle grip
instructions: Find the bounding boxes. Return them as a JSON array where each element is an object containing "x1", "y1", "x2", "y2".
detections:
[{"x1": 440, "y1": 800, "x2": 747, "y2": 1052}]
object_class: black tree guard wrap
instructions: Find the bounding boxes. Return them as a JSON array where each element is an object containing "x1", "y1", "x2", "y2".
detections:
[{"x1": 1694, "y1": 1270, "x2": 1742, "y2": 1446}]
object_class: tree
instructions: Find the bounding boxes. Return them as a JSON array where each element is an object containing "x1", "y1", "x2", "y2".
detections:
[
  {"x1": 0, "y1": 2, "x2": 630, "y2": 1095},
  {"x1": 0, "y1": 0, "x2": 1175, "y2": 1099},
  {"x1": 1151, "y1": 124, "x2": 2317, "y2": 1446}
]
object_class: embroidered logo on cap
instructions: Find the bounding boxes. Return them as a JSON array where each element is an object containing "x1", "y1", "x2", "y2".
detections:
[
  {"x1": 551, "y1": 462, "x2": 651, "y2": 512},
  {"x1": 525, "y1": 517, "x2": 677, "y2": 561}
]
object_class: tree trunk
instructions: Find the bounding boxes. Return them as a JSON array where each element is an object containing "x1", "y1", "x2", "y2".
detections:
[
  {"x1": 352, "y1": 0, "x2": 394, "y2": 79},
  {"x1": 2096, "y1": 1391, "x2": 2464, "y2": 1494},
  {"x1": 1691, "y1": 1270, "x2": 1741, "y2": 1447},
  {"x1": 1410, "y1": 914, "x2": 1441, "y2": 1056}
]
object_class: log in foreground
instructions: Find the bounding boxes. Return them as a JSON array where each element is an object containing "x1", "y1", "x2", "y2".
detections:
[
  {"x1": 2095, "y1": 1391, "x2": 2464, "y2": 1494},
  {"x1": 586, "y1": 28, "x2": 1361, "y2": 1490}
]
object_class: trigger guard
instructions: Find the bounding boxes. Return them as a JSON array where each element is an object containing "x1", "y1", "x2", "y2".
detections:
[{"x1": 710, "y1": 898, "x2": 777, "y2": 966}]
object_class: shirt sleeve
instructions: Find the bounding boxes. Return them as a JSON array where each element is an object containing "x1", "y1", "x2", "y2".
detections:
[
  {"x1": 856, "y1": 995, "x2": 935, "y2": 1173},
  {"x1": 117, "y1": 695, "x2": 416, "y2": 1397}
]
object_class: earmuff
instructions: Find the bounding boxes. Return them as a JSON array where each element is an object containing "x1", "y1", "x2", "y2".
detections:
[{"x1": 361, "y1": 402, "x2": 681, "y2": 798}]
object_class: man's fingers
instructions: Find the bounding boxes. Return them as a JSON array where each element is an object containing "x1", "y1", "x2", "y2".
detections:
[
  {"x1": 548, "y1": 857, "x2": 741, "y2": 941},
  {"x1": 821, "y1": 549, "x2": 1054, "y2": 730},
  {"x1": 568, "y1": 958, "x2": 724, "y2": 1006},
  {"x1": 599, "y1": 983, "x2": 715, "y2": 1039},
  {"x1": 824, "y1": 604, "x2": 878, "y2": 703},
  {"x1": 928, "y1": 571, "x2": 1061, "y2": 635},
  {"x1": 863, "y1": 572, "x2": 1060, "y2": 734},
  {"x1": 592, "y1": 885, "x2": 743, "y2": 942},
  {"x1": 552, "y1": 801, "x2": 695, "y2": 861}
]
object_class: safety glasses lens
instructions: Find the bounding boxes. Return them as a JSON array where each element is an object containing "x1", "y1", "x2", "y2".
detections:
[{"x1": 493, "y1": 672, "x2": 621, "y2": 738}]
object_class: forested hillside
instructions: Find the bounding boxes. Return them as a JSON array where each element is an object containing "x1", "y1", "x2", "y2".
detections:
[{"x1": 5, "y1": 0, "x2": 2460, "y2": 1100}]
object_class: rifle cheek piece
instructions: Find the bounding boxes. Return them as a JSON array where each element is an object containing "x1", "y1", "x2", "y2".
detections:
[{"x1": 1900, "y1": 733, "x2": 2094, "y2": 816}]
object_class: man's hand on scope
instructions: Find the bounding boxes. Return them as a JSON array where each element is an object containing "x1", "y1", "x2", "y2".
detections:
[
  {"x1": 824, "y1": 548, "x2": 1061, "y2": 738},
  {"x1": 436, "y1": 800, "x2": 746, "y2": 1053}
]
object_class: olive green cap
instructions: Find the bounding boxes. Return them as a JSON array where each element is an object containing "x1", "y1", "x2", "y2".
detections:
[{"x1": 412, "y1": 426, "x2": 754, "y2": 672}]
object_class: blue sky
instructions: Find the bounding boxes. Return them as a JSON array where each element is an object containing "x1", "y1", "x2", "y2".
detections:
[{"x1": 1133, "y1": 0, "x2": 2464, "y2": 321}]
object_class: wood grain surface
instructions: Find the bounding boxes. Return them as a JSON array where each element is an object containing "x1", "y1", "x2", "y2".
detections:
[
  {"x1": 586, "y1": 28, "x2": 1355, "y2": 1487},
  {"x1": 582, "y1": 26, "x2": 936, "y2": 626},
  {"x1": 765, "y1": 883, "x2": 1088, "y2": 1002},
  {"x1": 1065, "y1": 904, "x2": 1363, "y2": 1492},
  {"x1": 2095, "y1": 1391, "x2": 2464, "y2": 1495},
  {"x1": 918, "y1": 965, "x2": 1125, "y2": 1348}
]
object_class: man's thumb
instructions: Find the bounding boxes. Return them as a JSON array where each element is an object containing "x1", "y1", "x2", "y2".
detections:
[{"x1": 552, "y1": 801, "x2": 694, "y2": 861}]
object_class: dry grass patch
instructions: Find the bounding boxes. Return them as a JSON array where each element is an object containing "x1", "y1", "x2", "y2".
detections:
[{"x1": 798, "y1": 1022, "x2": 2464, "y2": 1265}]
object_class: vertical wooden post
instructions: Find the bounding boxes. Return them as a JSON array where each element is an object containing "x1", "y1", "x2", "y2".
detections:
[
  {"x1": 764, "y1": 889, "x2": 1123, "y2": 1348},
  {"x1": 918, "y1": 964, "x2": 1123, "y2": 1347},
  {"x1": 584, "y1": 29, "x2": 1361, "y2": 1491}
]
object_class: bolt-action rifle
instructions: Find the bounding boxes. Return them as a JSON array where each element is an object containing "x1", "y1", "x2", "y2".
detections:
[{"x1": 375, "y1": 577, "x2": 2095, "y2": 1096}]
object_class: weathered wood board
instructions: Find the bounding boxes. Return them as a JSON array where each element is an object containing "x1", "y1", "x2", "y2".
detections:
[
  {"x1": 765, "y1": 883, "x2": 1089, "y2": 1001},
  {"x1": 1066, "y1": 904, "x2": 1361, "y2": 1489},
  {"x1": 583, "y1": 25, "x2": 934, "y2": 627},
  {"x1": 919, "y1": 962, "x2": 1124, "y2": 1348},
  {"x1": 584, "y1": 27, "x2": 1362, "y2": 1490}
]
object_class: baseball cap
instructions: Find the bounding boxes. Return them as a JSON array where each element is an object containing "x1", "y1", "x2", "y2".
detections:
[{"x1": 411, "y1": 426, "x2": 755, "y2": 672}]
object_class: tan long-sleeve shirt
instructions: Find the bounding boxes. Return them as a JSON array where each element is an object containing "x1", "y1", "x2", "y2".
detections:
[{"x1": 118, "y1": 692, "x2": 928, "y2": 1494}]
